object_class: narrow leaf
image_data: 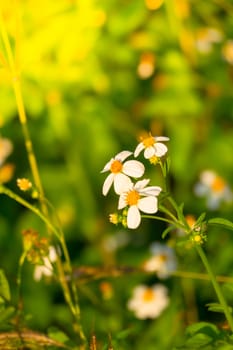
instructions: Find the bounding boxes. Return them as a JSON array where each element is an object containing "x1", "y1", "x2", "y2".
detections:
[
  {"x1": 207, "y1": 218, "x2": 233, "y2": 231},
  {"x1": 0, "y1": 270, "x2": 10, "y2": 302}
]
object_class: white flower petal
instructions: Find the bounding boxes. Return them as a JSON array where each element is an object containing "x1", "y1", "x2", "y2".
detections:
[
  {"x1": 134, "y1": 179, "x2": 150, "y2": 190},
  {"x1": 194, "y1": 183, "x2": 208, "y2": 197},
  {"x1": 141, "y1": 186, "x2": 162, "y2": 196},
  {"x1": 155, "y1": 136, "x2": 169, "y2": 142},
  {"x1": 115, "y1": 150, "x2": 132, "y2": 162},
  {"x1": 118, "y1": 193, "x2": 127, "y2": 210},
  {"x1": 138, "y1": 196, "x2": 158, "y2": 214},
  {"x1": 114, "y1": 173, "x2": 132, "y2": 194},
  {"x1": 127, "y1": 205, "x2": 141, "y2": 229},
  {"x1": 144, "y1": 146, "x2": 155, "y2": 159},
  {"x1": 102, "y1": 173, "x2": 114, "y2": 196},
  {"x1": 123, "y1": 160, "x2": 145, "y2": 178},
  {"x1": 134, "y1": 143, "x2": 144, "y2": 157},
  {"x1": 154, "y1": 143, "x2": 168, "y2": 157},
  {"x1": 101, "y1": 159, "x2": 113, "y2": 173}
]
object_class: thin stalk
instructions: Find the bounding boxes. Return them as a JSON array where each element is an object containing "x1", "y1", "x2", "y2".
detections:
[
  {"x1": 195, "y1": 244, "x2": 233, "y2": 332},
  {"x1": 0, "y1": 185, "x2": 61, "y2": 239},
  {"x1": 0, "y1": 10, "x2": 46, "y2": 215}
]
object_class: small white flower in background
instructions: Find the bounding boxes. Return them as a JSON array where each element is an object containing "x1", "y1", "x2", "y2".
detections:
[
  {"x1": 194, "y1": 170, "x2": 233, "y2": 210},
  {"x1": 34, "y1": 246, "x2": 57, "y2": 281},
  {"x1": 118, "y1": 179, "x2": 162, "y2": 229},
  {"x1": 0, "y1": 137, "x2": 13, "y2": 166},
  {"x1": 127, "y1": 284, "x2": 169, "y2": 319},
  {"x1": 134, "y1": 133, "x2": 169, "y2": 159},
  {"x1": 143, "y1": 242, "x2": 177, "y2": 279},
  {"x1": 101, "y1": 151, "x2": 145, "y2": 196}
]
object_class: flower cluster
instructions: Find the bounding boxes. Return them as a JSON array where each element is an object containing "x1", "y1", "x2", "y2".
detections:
[
  {"x1": 21, "y1": 229, "x2": 57, "y2": 281},
  {"x1": 101, "y1": 133, "x2": 169, "y2": 229}
]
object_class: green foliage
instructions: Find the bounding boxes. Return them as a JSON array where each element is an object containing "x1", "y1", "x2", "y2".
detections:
[{"x1": 0, "y1": 0, "x2": 232, "y2": 349}]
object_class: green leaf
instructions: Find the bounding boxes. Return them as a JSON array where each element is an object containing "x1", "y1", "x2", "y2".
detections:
[
  {"x1": 186, "y1": 321, "x2": 219, "y2": 337},
  {"x1": 206, "y1": 302, "x2": 232, "y2": 314},
  {"x1": 48, "y1": 327, "x2": 70, "y2": 343},
  {"x1": 0, "y1": 270, "x2": 10, "y2": 302},
  {"x1": 0, "y1": 306, "x2": 15, "y2": 324},
  {"x1": 207, "y1": 218, "x2": 233, "y2": 231},
  {"x1": 195, "y1": 212, "x2": 206, "y2": 225},
  {"x1": 185, "y1": 333, "x2": 212, "y2": 347},
  {"x1": 162, "y1": 225, "x2": 176, "y2": 239}
]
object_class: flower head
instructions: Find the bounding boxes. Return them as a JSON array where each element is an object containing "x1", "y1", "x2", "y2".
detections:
[
  {"x1": 34, "y1": 246, "x2": 57, "y2": 281},
  {"x1": 134, "y1": 133, "x2": 169, "y2": 159},
  {"x1": 194, "y1": 170, "x2": 233, "y2": 210},
  {"x1": 127, "y1": 284, "x2": 169, "y2": 319},
  {"x1": 143, "y1": 242, "x2": 177, "y2": 278},
  {"x1": 101, "y1": 151, "x2": 145, "y2": 196},
  {"x1": 17, "y1": 178, "x2": 32, "y2": 191},
  {"x1": 118, "y1": 179, "x2": 162, "y2": 229}
]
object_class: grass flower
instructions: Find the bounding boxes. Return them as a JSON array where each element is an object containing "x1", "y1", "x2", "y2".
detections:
[
  {"x1": 118, "y1": 179, "x2": 162, "y2": 229},
  {"x1": 127, "y1": 284, "x2": 169, "y2": 319},
  {"x1": 194, "y1": 170, "x2": 233, "y2": 210},
  {"x1": 134, "y1": 133, "x2": 169, "y2": 159},
  {"x1": 34, "y1": 246, "x2": 57, "y2": 281},
  {"x1": 101, "y1": 151, "x2": 145, "y2": 196},
  {"x1": 17, "y1": 178, "x2": 32, "y2": 191},
  {"x1": 143, "y1": 242, "x2": 177, "y2": 278}
]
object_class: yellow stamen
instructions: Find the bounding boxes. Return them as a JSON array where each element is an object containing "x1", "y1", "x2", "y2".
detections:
[
  {"x1": 211, "y1": 176, "x2": 226, "y2": 192},
  {"x1": 149, "y1": 155, "x2": 158, "y2": 165},
  {"x1": 159, "y1": 254, "x2": 168, "y2": 262},
  {"x1": 141, "y1": 133, "x2": 155, "y2": 148},
  {"x1": 17, "y1": 178, "x2": 32, "y2": 191},
  {"x1": 142, "y1": 288, "x2": 155, "y2": 302},
  {"x1": 110, "y1": 160, "x2": 123, "y2": 173},
  {"x1": 193, "y1": 235, "x2": 202, "y2": 243},
  {"x1": 126, "y1": 190, "x2": 140, "y2": 206}
]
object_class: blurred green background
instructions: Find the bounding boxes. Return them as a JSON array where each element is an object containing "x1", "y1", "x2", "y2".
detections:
[{"x1": 0, "y1": 0, "x2": 233, "y2": 348}]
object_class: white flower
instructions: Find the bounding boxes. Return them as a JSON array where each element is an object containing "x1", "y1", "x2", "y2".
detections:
[
  {"x1": 118, "y1": 179, "x2": 162, "y2": 229},
  {"x1": 34, "y1": 246, "x2": 57, "y2": 281},
  {"x1": 194, "y1": 170, "x2": 233, "y2": 210},
  {"x1": 127, "y1": 284, "x2": 169, "y2": 319},
  {"x1": 0, "y1": 137, "x2": 13, "y2": 166},
  {"x1": 143, "y1": 242, "x2": 177, "y2": 279},
  {"x1": 101, "y1": 151, "x2": 145, "y2": 196},
  {"x1": 134, "y1": 134, "x2": 169, "y2": 159}
]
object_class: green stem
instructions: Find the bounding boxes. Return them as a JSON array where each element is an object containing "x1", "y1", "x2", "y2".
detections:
[
  {"x1": 0, "y1": 185, "x2": 61, "y2": 239},
  {"x1": 195, "y1": 244, "x2": 233, "y2": 332}
]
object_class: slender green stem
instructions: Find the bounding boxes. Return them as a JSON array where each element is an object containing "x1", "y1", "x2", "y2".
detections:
[
  {"x1": 142, "y1": 214, "x2": 185, "y2": 230},
  {"x1": 0, "y1": 10, "x2": 46, "y2": 214},
  {"x1": 195, "y1": 244, "x2": 233, "y2": 332},
  {"x1": 0, "y1": 185, "x2": 61, "y2": 239}
]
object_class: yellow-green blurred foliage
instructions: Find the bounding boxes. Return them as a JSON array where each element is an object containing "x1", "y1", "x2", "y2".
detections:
[{"x1": 0, "y1": 0, "x2": 233, "y2": 348}]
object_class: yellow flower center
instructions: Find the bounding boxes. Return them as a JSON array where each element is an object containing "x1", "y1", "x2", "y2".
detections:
[
  {"x1": 110, "y1": 160, "x2": 123, "y2": 173},
  {"x1": 142, "y1": 134, "x2": 155, "y2": 148},
  {"x1": 126, "y1": 190, "x2": 140, "y2": 206},
  {"x1": 193, "y1": 235, "x2": 202, "y2": 243},
  {"x1": 211, "y1": 176, "x2": 226, "y2": 192},
  {"x1": 158, "y1": 253, "x2": 168, "y2": 262},
  {"x1": 142, "y1": 288, "x2": 155, "y2": 302}
]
